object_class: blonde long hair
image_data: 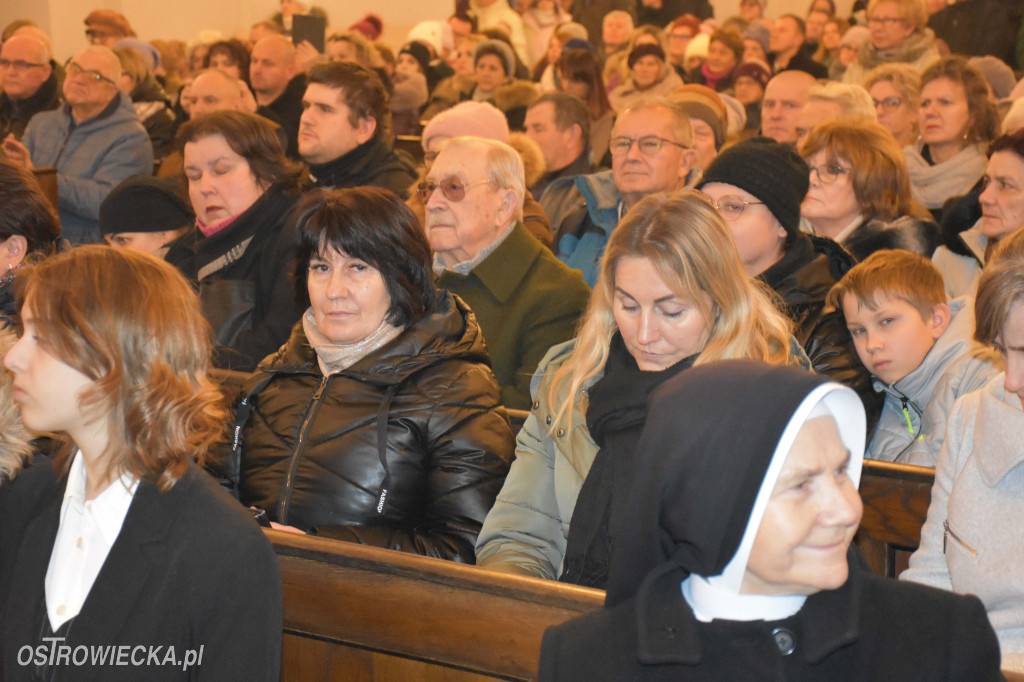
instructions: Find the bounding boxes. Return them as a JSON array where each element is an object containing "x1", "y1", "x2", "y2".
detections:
[{"x1": 547, "y1": 191, "x2": 794, "y2": 431}]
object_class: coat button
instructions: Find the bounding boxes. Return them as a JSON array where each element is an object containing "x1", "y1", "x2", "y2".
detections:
[
  {"x1": 545, "y1": 415, "x2": 552, "y2": 425},
  {"x1": 772, "y1": 627, "x2": 795, "y2": 655},
  {"x1": 532, "y1": 400, "x2": 539, "y2": 410},
  {"x1": 556, "y1": 428, "x2": 565, "y2": 438}
]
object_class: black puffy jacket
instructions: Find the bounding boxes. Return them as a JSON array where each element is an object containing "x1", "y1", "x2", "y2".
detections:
[
  {"x1": 761, "y1": 233, "x2": 883, "y2": 434},
  {"x1": 233, "y1": 292, "x2": 514, "y2": 563}
]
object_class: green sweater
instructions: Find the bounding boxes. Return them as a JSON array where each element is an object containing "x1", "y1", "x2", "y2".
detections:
[{"x1": 437, "y1": 223, "x2": 590, "y2": 410}]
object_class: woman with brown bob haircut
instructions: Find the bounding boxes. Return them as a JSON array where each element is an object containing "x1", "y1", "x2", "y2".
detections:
[
  {"x1": 165, "y1": 110, "x2": 305, "y2": 371},
  {"x1": 0, "y1": 246, "x2": 282, "y2": 681},
  {"x1": 800, "y1": 119, "x2": 939, "y2": 261}
]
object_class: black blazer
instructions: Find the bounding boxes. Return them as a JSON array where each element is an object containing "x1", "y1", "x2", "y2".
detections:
[
  {"x1": 540, "y1": 558, "x2": 1003, "y2": 681},
  {"x1": 0, "y1": 459, "x2": 282, "y2": 681}
]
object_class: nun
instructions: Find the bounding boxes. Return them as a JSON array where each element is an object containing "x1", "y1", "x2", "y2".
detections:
[{"x1": 540, "y1": 361, "x2": 1002, "y2": 680}]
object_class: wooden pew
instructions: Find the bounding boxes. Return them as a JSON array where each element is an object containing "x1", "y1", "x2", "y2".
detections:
[
  {"x1": 270, "y1": 532, "x2": 603, "y2": 681},
  {"x1": 395, "y1": 135, "x2": 425, "y2": 166},
  {"x1": 855, "y1": 460, "x2": 935, "y2": 578}
]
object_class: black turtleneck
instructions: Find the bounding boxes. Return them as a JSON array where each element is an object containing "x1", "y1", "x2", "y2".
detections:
[{"x1": 307, "y1": 137, "x2": 416, "y2": 200}]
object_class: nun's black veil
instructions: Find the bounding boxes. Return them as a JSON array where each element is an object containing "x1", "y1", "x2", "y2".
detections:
[{"x1": 605, "y1": 360, "x2": 855, "y2": 608}]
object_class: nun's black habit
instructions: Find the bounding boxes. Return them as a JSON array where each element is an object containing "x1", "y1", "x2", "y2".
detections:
[{"x1": 539, "y1": 361, "x2": 1001, "y2": 681}]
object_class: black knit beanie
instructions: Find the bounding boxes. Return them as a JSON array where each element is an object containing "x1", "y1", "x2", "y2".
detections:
[
  {"x1": 627, "y1": 43, "x2": 666, "y2": 70},
  {"x1": 99, "y1": 176, "x2": 193, "y2": 235},
  {"x1": 399, "y1": 41, "x2": 432, "y2": 75},
  {"x1": 697, "y1": 136, "x2": 809, "y2": 236}
]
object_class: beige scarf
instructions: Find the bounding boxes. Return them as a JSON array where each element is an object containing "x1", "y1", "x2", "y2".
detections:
[{"x1": 301, "y1": 307, "x2": 403, "y2": 375}]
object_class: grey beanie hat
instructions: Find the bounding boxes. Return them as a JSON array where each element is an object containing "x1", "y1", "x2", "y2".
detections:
[{"x1": 474, "y1": 39, "x2": 516, "y2": 77}]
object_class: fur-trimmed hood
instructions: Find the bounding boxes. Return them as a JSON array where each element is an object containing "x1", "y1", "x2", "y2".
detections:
[
  {"x1": 489, "y1": 79, "x2": 540, "y2": 116},
  {"x1": 842, "y1": 215, "x2": 940, "y2": 262}
]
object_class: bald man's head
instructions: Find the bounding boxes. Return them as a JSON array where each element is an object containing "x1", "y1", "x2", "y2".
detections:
[
  {"x1": 761, "y1": 70, "x2": 816, "y2": 145},
  {"x1": 190, "y1": 69, "x2": 246, "y2": 116},
  {"x1": 249, "y1": 35, "x2": 298, "y2": 103},
  {"x1": 1, "y1": 34, "x2": 52, "y2": 101}
]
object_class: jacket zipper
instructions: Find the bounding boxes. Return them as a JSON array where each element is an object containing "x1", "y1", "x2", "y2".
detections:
[
  {"x1": 943, "y1": 520, "x2": 978, "y2": 556},
  {"x1": 279, "y1": 375, "x2": 330, "y2": 523},
  {"x1": 900, "y1": 397, "x2": 915, "y2": 435}
]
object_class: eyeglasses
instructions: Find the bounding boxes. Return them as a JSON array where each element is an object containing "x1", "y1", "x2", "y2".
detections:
[
  {"x1": 417, "y1": 177, "x2": 494, "y2": 203},
  {"x1": 609, "y1": 135, "x2": 690, "y2": 157},
  {"x1": 85, "y1": 29, "x2": 113, "y2": 41},
  {"x1": 668, "y1": 33, "x2": 694, "y2": 41},
  {"x1": 0, "y1": 59, "x2": 48, "y2": 71},
  {"x1": 704, "y1": 194, "x2": 765, "y2": 221},
  {"x1": 808, "y1": 163, "x2": 852, "y2": 184},
  {"x1": 65, "y1": 60, "x2": 116, "y2": 85},
  {"x1": 872, "y1": 96, "x2": 903, "y2": 111},
  {"x1": 867, "y1": 16, "x2": 904, "y2": 25}
]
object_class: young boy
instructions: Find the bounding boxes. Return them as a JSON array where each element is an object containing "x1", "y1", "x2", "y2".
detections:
[{"x1": 827, "y1": 250, "x2": 1001, "y2": 466}]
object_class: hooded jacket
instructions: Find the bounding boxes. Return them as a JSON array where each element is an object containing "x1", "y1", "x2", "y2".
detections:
[
  {"x1": 20, "y1": 91, "x2": 153, "y2": 243},
  {"x1": 540, "y1": 361, "x2": 1002, "y2": 681},
  {"x1": 129, "y1": 73, "x2": 177, "y2": 161},
  {"x1": 933, "y1": 217, "x2": 987, "y2": 299},
  {"x1": 232, "y1": 292, "x2": 514, "y2": 563},
  {"x1": 867, "y1": 296, "x2": 1001, "y2": 466}
]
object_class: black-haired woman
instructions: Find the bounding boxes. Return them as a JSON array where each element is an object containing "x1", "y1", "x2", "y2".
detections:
[{"x1": 230, "y1": 186, "x2": 514, "y2": 562}]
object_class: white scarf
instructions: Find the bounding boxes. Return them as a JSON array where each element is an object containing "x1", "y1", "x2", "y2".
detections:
[{"x1": 904, "y1": 141, "x2": 987, "y2": 210}]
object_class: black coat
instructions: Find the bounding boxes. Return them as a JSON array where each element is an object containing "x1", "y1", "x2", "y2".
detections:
[
  {"x1": 307, "y1": 137, "x2": 417, "y2": 200},
  {"x1": 762, "y1": 234, "x2": 882, "y2": 434},
  {"x1": 0, "y1": 459, "x2": 282, "y2": 681},
  {"x1": 164, "y1": 184, "x2": 303, "y2": 371},
  {"x1": 263, "y1": 73, "x2": 307, "y2": 158},
  {"x1": 232, "y1": 292, "x2": 514, "y2": 563},
  {"x1": 540, "y1": 557, "x2": 1003, "y2": 681},
  {"x1": 0, "y1": 66, "x2": 60, "y2": 140}
]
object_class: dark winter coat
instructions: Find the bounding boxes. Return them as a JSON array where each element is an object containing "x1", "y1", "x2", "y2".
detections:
[
  {"x1": 164, "y1": 184, "x2": 303, "y2": 371},
  {"x1": 307, "y1": 136, "x2": 417, "y2": 199},
  {"x1": 540, "y1": 556, "x2": 1002, "y2": 681},
  {"x1": 762, "y1": 233, "x2": 882, "y2": 433},
  {"x1": 0, "y1": 66, "x2": 60, "y2": 140},
  {"x1": 842, "y1": 214, "x2": 940, "y2": 262},
  {"x1": 232, "y1": 292, "x2": 514, "y2": 563}
]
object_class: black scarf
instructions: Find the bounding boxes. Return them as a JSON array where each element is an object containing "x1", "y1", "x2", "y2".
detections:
[{"x1": 559, "y1": 333, "x2": 696, "y2": 588}]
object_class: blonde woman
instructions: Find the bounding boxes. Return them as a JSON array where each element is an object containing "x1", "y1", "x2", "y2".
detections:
[{"x1": 476, "y1": 191, "x2": 805, "y2": 588}]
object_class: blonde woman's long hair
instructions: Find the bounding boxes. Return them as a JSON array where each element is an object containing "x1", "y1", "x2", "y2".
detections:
[{"x1": 546, "y1": 191, "x2": 794, "y2": 431}]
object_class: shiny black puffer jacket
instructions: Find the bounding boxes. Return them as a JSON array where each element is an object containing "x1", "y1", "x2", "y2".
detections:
[
  {"x1": 761, "y1": 233, "x2": 883, "y2": 434},
  {"x1": 234, "y1": 292, "x2": 515, "y2": 563}
]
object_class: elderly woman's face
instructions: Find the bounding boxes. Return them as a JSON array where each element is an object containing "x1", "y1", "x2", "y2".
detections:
[
  {"x1": 307, "y1": 247, "x2": 392, "y2": 344},
  {"x1": 742, "y1": 416, "x2": 862, "y2": 596},
  {"x1": 801, "y1": 149, "x2": 863, "y2": 235},
  {"x1": 184, "y1": 133, "x2": 266, "y2": 225},
  {"x1": 979, "y1": 150, "x2": 1024, "y2": 241},
  {"x1": 612, "y1": 256, "x2": 710, "y2": 371},
  {"x1": 867, "y1": 1, "x2": 915, "y2": 51},
  {"x1": 702, "y1": 182, "x2": 786, "y2": 277},
  {"x1": 475, "y1": 54, "x2": 508, "y2": 94}
]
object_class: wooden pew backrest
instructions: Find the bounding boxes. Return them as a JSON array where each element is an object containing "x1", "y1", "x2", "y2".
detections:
[
  {"x1": 271, "y1": 532, "x2": 602, "y2": 681},
  {"x1": 855, "y1": 460, "x2": 934, "y2": 578}
]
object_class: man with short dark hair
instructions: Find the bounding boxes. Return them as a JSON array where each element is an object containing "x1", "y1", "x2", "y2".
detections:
[
  {"x1": 299, "y1": 61, "x2": 416, "y2": 197},
  {"x1": 769, "y1": 14, "x2": 827, "y2": 78},
  {"x1": 2, "y1": 46, "x2": 152, "y2": 244},
  {"x1": 0, "y1": 34, "x2": 59, "y2": 140},
  {"x1": 250, "y1": 35, "x2": 305, "y2": 157},
  {"x1": 525, "y1": 93, "x2": 591, "y2": 204}
]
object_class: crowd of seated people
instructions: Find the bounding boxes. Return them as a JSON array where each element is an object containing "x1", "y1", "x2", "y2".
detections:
[{"x1": 1, "y1": 0, "x2": 1024, "y2": 677}]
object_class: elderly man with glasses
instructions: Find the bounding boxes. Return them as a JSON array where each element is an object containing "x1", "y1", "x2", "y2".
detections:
[
  {"x1": 550, "y1": 97, "x2": 700, "y2": 286},
  {"x1": 0, "y1": 33, "x2": 60, "y2": 140},
  {"x1": 2, "y1": 46, "x2": 152, "y2": 244},
  {"x1": 424, "y1": 136, "x2": 589, "y2": 410}
]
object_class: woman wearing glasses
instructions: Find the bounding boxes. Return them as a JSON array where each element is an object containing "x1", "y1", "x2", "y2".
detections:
[
  {"x1": 228, "y1": 187, "x2": 514, "y2": 562},
  {"x1": 800, "y1": 119, "x2": 939, "y2": 261},
  {"x1": 840, "y1": 0, "x2": 939, "y2": 85},
  {"x1": 698, "y1": 137, "x2": 879, "y2": 431},
  {"x1": 476, "y1": 190, "x2": 803, "y2": 587},
  {"x1": 862, "y1": 62, "x2": 921, "y2": 148}
]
